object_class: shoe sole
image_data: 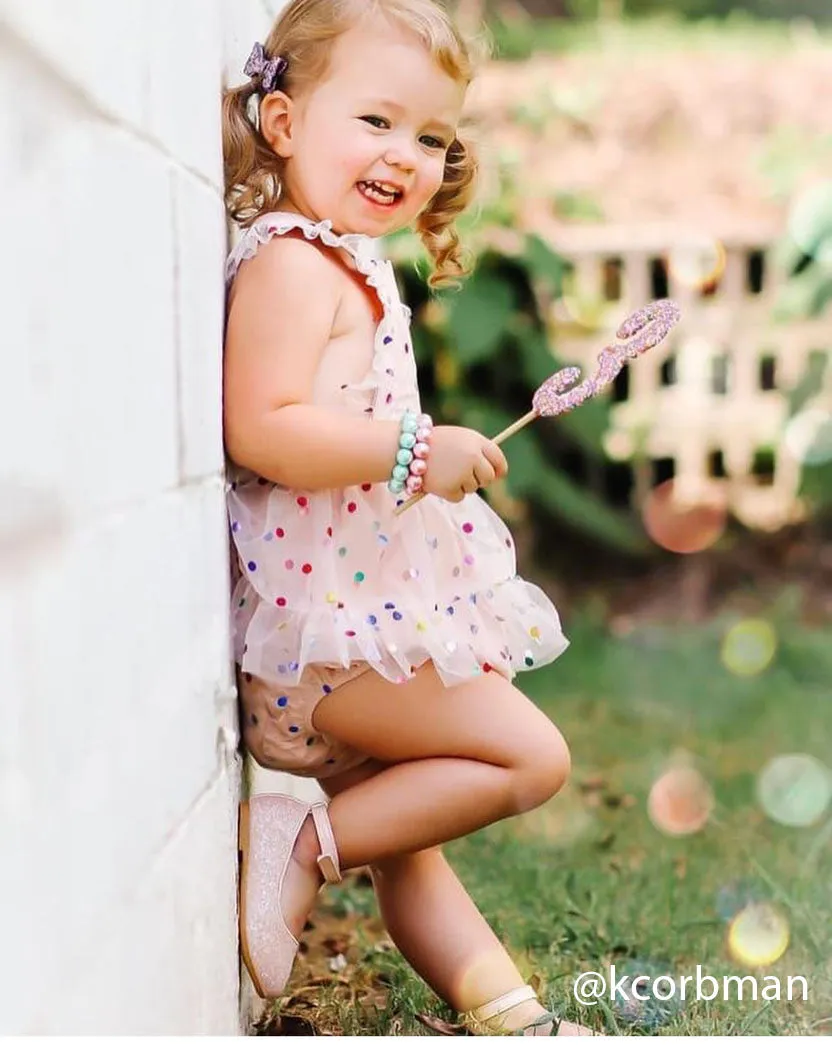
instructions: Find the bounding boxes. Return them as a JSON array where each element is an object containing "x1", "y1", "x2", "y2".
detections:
[{"x1": 238, "y1": 800, "x2": 267, "y2": 999}]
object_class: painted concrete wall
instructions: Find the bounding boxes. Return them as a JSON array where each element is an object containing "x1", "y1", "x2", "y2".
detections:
[{"x1": 0, "y1": 0, "x2": 313, "y2": 1032}]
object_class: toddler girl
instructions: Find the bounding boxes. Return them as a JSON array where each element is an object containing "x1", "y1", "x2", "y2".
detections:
[{"x1": 222, "y1": 0, "x2": 593, "y2": 1034}]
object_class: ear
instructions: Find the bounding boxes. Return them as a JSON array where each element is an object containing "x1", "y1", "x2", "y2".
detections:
[{"x1": 260, "y1": 91, "x2": 295, "y2": 158}]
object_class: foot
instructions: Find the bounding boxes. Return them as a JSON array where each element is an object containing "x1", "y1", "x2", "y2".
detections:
[
  {"x1": 279, "y1": 813, "x2": 326, "y2": 940},
  {"x1": 473, "y1": 998, "x2": 598, "y2": 1037}
]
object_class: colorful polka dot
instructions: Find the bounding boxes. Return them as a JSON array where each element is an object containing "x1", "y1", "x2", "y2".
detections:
[
  {"x1": 275, "y1": 597, "x2": 287, "y2": 607},
  {"x1": 277, "y1": 696, "x2": 288, "y2": 707},
  {"x1": 464, "y1": 555, "x2": 475, "y2": 566},
  {"x1": 297, "y1": 497, "x2": 308, "y2": 508},
  {"x1": 338, "y1": 547, "x2": 348, "y2": 557},
  {"x1": 302, "y1": 563, "x2": 312, "y2": 574},
  {"x1": 347, "y1": 502, "x2": 357, "y2": 513},
  {"x1": 284, "y1": 559, "x2": 294, "y2": 570},
  {"x1": 462, "y1": 523, "x2": 474, "y2": 534},
  {"x1": 247, "y1": 561, "x2": 257, "y2": 572},
  {"x1": 345, "y1": 629, "x2": 356, "y2": 637},
  {"x1": 289, "y1": 725, "x2": 300, "y2": 733},
  {"x1": 354, "y1": 571, "x2": 365, "y2": 583},
  {"x1": 275, "y1": 528, "x2": 285, "y2": 538},
  {"x1": 326, "y1": 592, "x2": 337, "y2": 603},
  {"x1": 361, "y1": 483, "x2": 372, "y2": 492},
  {"x1": 367, "y1": 614, "x2": 378, "y2": 625},
  {"x1": 322, "y1": 684, "x2": 332, "y2": 694},
  {"x1": 393, "y1": 611, "x2": 403, "y2": 621}
]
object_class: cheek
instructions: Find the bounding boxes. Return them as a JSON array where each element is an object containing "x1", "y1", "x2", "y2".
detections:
[{"x1": 422, "y1": 159, "x2": 448, "y2": 199}]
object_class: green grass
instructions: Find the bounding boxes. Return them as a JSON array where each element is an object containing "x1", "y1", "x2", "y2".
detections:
[{"x1": 265, "y1": 607, "x2": 832, "y2": 1035}]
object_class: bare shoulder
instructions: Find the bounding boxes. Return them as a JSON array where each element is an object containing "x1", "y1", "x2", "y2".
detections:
[
  {"x1": 228, "y1": 232, "x2": 343, "y2": 317},
  {"x1": 224, "y1": 233, "x2": 346, "y2": 466}
]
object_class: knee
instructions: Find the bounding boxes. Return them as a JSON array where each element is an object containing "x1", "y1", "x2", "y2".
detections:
[
  {"x1": 369, "y1": 845, "x2": 444, "y2": 881},
  {"x1": 510, "y1": 726, "x2": 572, "y2": 813}
]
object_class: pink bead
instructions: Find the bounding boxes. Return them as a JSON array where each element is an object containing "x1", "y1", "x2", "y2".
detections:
[
  {"x1": 415, "y1": 426, "x2": 432, "y2": 442},
  {"x1": 410, "y1": 458, "x2": 428, "y2": 477},
  {"x1": 405, "y1": 474, "x2": 423, "y2": 493},
  {"x1": 413, "y1": 441, "x2": 431, "y2": 459},
  {"x1": 417, "y1": 414, "x2": 433, "y2": 428}
]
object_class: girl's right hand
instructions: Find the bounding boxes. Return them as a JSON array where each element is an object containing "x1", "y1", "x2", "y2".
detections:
[{"x1": 421, "y1": 426, "x2": 509, "y2": 503}]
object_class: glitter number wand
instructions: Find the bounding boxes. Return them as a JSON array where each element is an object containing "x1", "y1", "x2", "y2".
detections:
[{"x1": 393, "y1": 299, "x2": 681, "y2": 517}]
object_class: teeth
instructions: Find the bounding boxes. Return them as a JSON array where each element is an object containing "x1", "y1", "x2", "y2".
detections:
[{"x1": 362, "y1": 180, "x2": 400, "y2": 197}]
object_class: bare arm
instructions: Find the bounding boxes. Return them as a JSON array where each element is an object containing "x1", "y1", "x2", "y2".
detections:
[{"x1": 223, "y1": 236, "x2": 400, "y2": 490}]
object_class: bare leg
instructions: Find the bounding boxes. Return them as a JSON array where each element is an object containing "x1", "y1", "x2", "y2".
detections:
[
  {"x1": 276, "y1": 662, "x2": 575, "y2": 1029},
  {"x1": 318, "y1": 763, "x2": 591, "y2": 1035},
  {"x1": 312, "y1": 661, "x2": 571, "y2": 868}
]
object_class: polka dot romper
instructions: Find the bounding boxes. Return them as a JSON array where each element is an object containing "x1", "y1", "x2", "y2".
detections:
[{"x1": 225, "y1": 212, "x2": 569, "y2": 778}]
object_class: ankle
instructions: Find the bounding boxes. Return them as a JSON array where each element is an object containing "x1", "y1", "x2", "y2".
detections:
[
  {"x1": 483, "y1": 998, "x2": 549, "y2": 1034},
  {"x1": 291, "y1": 813, "x2": 325, "y2": 883}
]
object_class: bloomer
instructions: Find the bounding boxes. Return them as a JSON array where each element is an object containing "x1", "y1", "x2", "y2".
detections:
[{"x1": 237, "y1": 661, "x2": 373, "y2": 779}]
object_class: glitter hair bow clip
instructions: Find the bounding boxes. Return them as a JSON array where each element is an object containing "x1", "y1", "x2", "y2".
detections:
[{"x1": 243, "y1": 42, "x2": 288, "y2": 93}]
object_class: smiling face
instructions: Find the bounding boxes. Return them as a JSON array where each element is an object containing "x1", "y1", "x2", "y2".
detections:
[{"x1": 263, "y1": 13, "x2": 467, "y2": 236}]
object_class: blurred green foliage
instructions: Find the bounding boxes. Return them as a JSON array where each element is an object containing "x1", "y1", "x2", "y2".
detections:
[
  {"x1": 776, "y1": 183, "x2": 832, "y2": 516},
  {"x1": 568, "y1": 0, "x2": 831, "y2": 21},
  {"x1": 387, "y1": 213, "x2": 651, "y2": 556},
  {"x1": 487, "y1": 10, "x2": 829, "y2": 61}
]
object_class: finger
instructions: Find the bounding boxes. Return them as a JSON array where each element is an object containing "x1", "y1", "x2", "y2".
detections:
[
  {"x1": 474, "y1": 460, "x2": 497, "y2": 488},
  {"x1": 482, "y1": 441, "x2": 509, "y2": 479}
]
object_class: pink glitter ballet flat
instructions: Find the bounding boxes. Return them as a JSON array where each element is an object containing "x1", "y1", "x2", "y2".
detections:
[{"x1": 238, "y1": 794, "x2": 342, "y2": 998}]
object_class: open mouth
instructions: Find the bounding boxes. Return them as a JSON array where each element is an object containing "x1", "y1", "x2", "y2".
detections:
[{"x1": 357, "y1": 180, "x2": 404, "y2": 207}]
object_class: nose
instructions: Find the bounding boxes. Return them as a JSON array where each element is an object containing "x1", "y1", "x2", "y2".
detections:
[{"x1": 384, "y1": 140, "x2": 417, "y2": 174}]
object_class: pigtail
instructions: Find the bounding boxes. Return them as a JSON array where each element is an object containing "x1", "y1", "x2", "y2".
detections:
[
  {"x1": 221, "y1": 84, "x2": 285, "y2": 227},
  {"x1": 415, "y1": 135, "x2": 479, "y2": 292}
]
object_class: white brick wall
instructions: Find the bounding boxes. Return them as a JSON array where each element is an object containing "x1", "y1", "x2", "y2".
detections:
[{"x1": 0, "y1": 0, "x2": 308, "y2": 1032}]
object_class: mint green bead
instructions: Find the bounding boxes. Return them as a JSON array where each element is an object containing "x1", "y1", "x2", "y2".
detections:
[
  {"x1": 399, "y1": 432, "x2": 416, "y2": 450},
  {"x1": 401, "y1": 413, "x2": 419, "y2": 434},
  {"x1": 388, "y1": 478, "x2": 405, "y2": 493},
  {"x1": 396, "y1": 448, "x2": 414, "y2": 466},
  {"x1": 392, "y1": 464, "x2": 409, "y2": 481}
]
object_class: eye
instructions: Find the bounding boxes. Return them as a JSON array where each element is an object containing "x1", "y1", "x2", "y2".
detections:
[
  {"x1": 420, "y1": 135, "x2": 448, "y2": 150},
  {"x1": 361, "y1": 115, "x2": 389, "y2": 129}
]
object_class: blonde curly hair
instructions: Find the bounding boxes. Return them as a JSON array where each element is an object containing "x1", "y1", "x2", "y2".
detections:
[{"x1": 221, "y1": 0, "x2": 487, "y2": 289}]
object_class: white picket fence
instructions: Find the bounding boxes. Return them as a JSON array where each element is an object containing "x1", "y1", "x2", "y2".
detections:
[{"x1": 538, "y1": 224, "x2": 831, "y2": 531}]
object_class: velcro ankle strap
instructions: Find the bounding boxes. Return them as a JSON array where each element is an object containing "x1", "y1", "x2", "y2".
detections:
[
  {"x1": 310, "y1": 802, "x2": 342, "y2": 884},
  {"x1": 468, "y1": 984, "x2": 537, "y2": 1023}
]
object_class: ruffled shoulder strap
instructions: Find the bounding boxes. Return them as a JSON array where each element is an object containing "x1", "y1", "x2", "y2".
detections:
[{"x1": 225, "y1": 211, "x2": 383, "y2": 286}]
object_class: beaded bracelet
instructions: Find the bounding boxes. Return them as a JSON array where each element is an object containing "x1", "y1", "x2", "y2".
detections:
[{"x1": 387, "y1": 410, "x2": 434, "y2": 495}]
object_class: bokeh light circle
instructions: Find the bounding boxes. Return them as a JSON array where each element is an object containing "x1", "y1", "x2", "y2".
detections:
[
  {"x1": 642, "y1": 480, "x2": 727, "y2": 555},
  {"x1": 721, "y1": 619, "x2": 777, "y2": 677},
  {"x1": 648, "y1": 766, "x2": 714, "y2": 836},
  {"x1": 756, "y1": 753, "x2": 832, "y2": 828},
  {"x1": 784, "y1": 407, "x2": 832, "y2": 466},
  {"x1": 727, "y1": 903, "x2": 790, "y2": 967},
  {"x1": 667, "y1": 237, "x2": 726, "y2": 292}
]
